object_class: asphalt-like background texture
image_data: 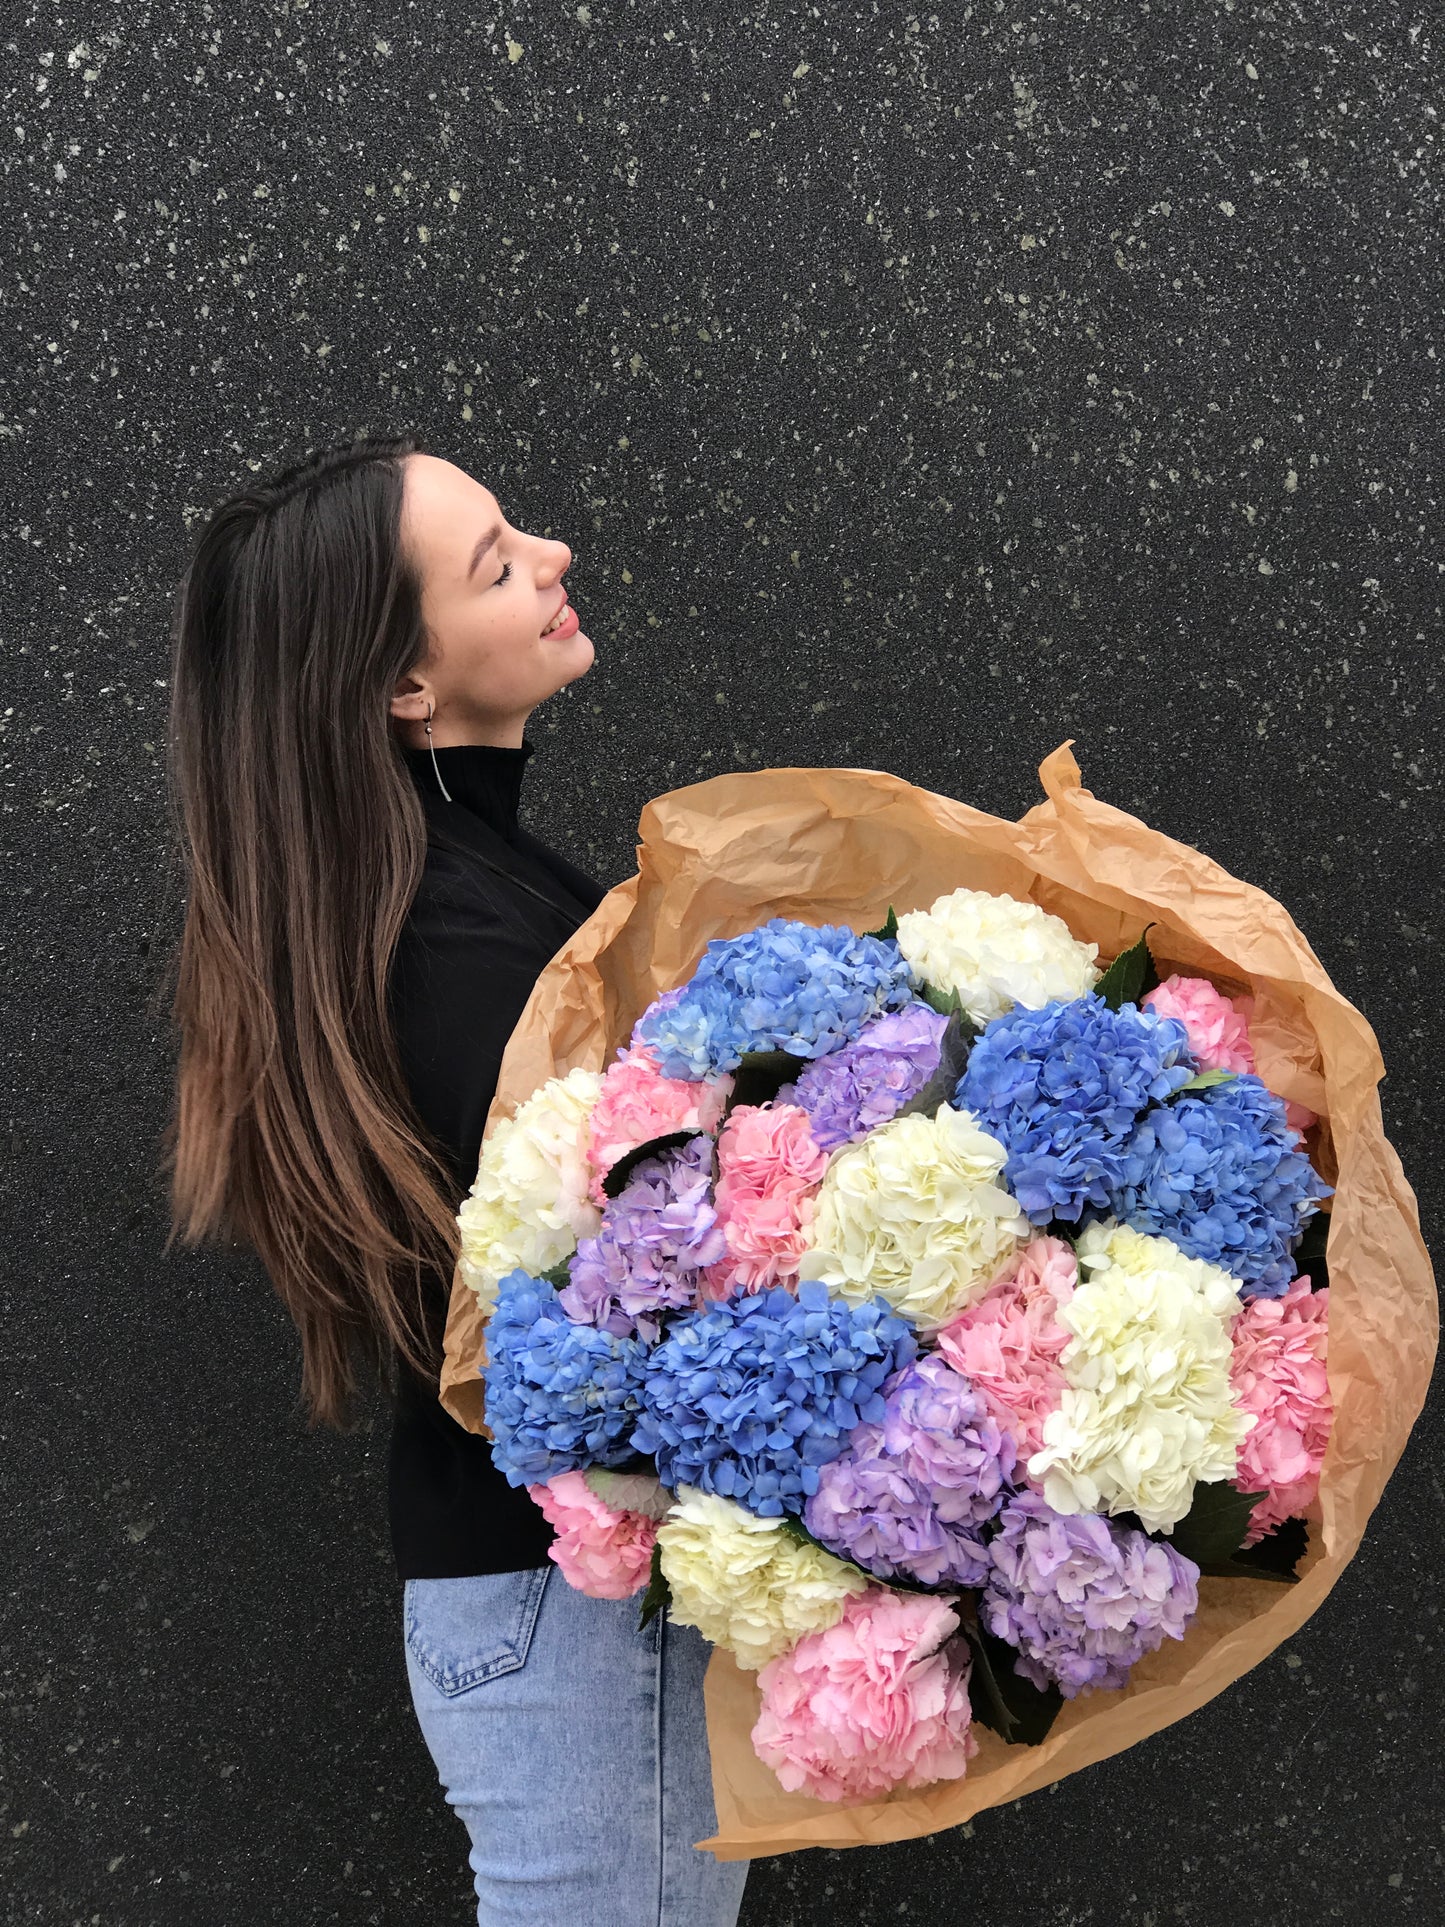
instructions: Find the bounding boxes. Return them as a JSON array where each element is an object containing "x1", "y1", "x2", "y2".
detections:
[{"x1": 2, "y1": 5, "x2": 1440, "y2": 1923}]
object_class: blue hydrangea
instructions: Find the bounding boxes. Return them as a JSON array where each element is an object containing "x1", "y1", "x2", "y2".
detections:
[
  {"x1": 1108, "y1": 1073, "x2": 1334, "y2": 1298},
  {"x1": 481, "y1": 1268, "x2": 651, "y2": 1487},
  {"x1": 631, "y1": 1277, "x2": 919, "y2": 1515},
  {"x1": 954, "y1": 993, "x2": 1198, "y2": 1225},
  {"x1": 631, "y1": 916, "x2": 917, "y2": 1081}
]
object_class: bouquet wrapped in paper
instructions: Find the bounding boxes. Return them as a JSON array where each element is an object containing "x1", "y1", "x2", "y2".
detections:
[{"x1": 439, "y1": 744, "x2": 1436, "y2": 1859}]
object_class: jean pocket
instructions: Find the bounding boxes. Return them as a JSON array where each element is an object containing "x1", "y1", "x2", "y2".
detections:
[{"x1": 403, "y1": 1567, "x2": 552, "y2": 1698}]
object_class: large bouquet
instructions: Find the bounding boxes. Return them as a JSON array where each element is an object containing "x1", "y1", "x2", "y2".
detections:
[
  {"x1": 458, "y1": 896, "x2": 1334, "y2": 1799},
  {"x1": 438, "y1": 745, "x2": 1435, "y2": 1859}
]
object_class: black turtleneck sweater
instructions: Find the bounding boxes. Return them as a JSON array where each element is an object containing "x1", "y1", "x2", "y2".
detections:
[{"x1": 386, "y1": 735, "x2": 612, "y2": 1579}]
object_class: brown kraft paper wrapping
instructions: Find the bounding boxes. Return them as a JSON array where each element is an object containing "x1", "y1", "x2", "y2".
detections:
[{"x1": 439, "y1": 741, "x2": 1438, "y2": 1862}]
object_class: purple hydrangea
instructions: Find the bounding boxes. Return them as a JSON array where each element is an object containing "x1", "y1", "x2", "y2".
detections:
[
  {"x1": 803, "y1": 1354, "x2": 1017, "y2": 1587},
  {"x1": 955, "y1": 993, "x2": 1198, "y2": 1224},
  {"x1": 1109, "y1": 1073, "x2": 1334, "y2": 1299},
  {"x1": 630, "y1": 917, "x2": 917, "y2": 1081},
  {"x1": 630, "y1": 1277, "x2": 918, "y2": 1515},
  {"x1": 774, "y1": 1003, "x2": 951, "y2": 1151},
  {"x1": 558, "y1": 1135, "x2": 726, "y2": 1341},
  {"x1": 980, "y1": 1488, "x2": 1200, "y2": 1696}
]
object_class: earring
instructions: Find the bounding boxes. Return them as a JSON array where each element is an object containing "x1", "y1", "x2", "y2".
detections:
[{"x1": 424, "y1": 700, "x2": 453, "y2": 802}]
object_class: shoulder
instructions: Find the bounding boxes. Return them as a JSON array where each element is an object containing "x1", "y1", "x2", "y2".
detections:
[
  {"x1": 509, "y1": 823, "x2": 612, "y2": 913},
  {"x1": 412, "y1": 836, "x2": 488, "y2": 905},
  {"x1": 393, "y1": 844, "x2": 512, "y2": 974}
]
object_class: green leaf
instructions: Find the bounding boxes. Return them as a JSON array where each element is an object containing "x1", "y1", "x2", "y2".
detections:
[
  {"x1": 1196, "y1": 1556, "x2": 1299, "y2": 1586},
  {"x1": 537, "y1": 1258, "x2": 573, "y2": 1290},
  {"x1": 602, "y1": 1128, "x2": 702, "y2": 1201},
  {"x1": 774, "y1": 1511, "x2": 811, "y2": 1543},
  {"x1": 956, "y1": 1595, "x2": 1064, "y2": 1747},
  {"x1": 1039, "y1": 1216, "x2": 1083, "y2": 1247},
  {"x1": 1290, "y1": 1209, "x2": 1332, "y2": 1292},
  {"x1": 863, "y1": 905, "x2": 900, "y2": 943},
  {"x1": 637, "y1": 1539, "x2": 671, "y2": 1632},
  {"x1": 1172, "y1": 1067, "x2": 1236, "y2": 1096},
  {"x1": 1158, "y1": 1482, "x2": 1270, "y2": 1565},
  {"x1": 713, "y1": 1047, "x2": 810, "y2": 1144},
  {"x1": 725, "y1": 1047, "x2": 809, "y2": 1115},
  {"x1": 1094, "y1": 926, "x2": 1161, "y2": 1012},
  {"x1": 1197, "y1": 1515, "x2": 1309, "y2": 1585},
  {"x1": 584, "y1": 1467, "x2": 675, "y2": 1522},
  {"x1": 891, "y1": 1007, "x2": 983, "y2": 1124},
  {"x1": 919, "y1": 980, "x2": 965, "y2": 1018}
]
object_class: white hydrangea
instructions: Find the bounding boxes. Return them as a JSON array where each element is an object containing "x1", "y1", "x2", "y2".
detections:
[
  {"x1": 656, "y1": 1488, "x2": 867, "y2": 1670},
  {"x1": 1027, "y1": 1218, "x2": 1254, "y2": 1533},
  {"x1": 894, "y1": 885, "x2": 1100, "y2": 1025},
  {"x1": 1074, "y1": 1218, "x2": 1245, "y2": 1298},
  {"x1": 456, "y1": 1066, "x2": 605, "y2": 1316},
  {"x1": 796, "y1": 1102, "x2": 1030, "y2": 1330}
]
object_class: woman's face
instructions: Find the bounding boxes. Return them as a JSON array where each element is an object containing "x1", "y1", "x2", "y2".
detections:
[{"x1": 392, "y1": 453, "x2": 594, "y2": 748}]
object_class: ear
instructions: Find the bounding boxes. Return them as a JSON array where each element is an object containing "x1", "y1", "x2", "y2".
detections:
[{"x1": 389, "y1": 667, "x2": 434, "y2": 725}]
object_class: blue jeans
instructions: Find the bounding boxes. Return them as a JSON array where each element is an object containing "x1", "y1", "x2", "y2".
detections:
[{"x1": 403, "y1": 1565, "x2": 752, "y2": 1925}]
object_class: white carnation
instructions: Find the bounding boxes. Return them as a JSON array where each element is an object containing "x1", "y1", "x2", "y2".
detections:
[
  {"x1": 894, "y1": 886, "x2": 1100, "y2": 1025},
  {"x1": 456, "y1": 1066, "x2": 605, "y2": 1316}
]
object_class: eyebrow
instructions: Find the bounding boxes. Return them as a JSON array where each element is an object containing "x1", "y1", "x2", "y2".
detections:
[{"x1": 466, "y1": 522, "x2": 503, "y2": 579}]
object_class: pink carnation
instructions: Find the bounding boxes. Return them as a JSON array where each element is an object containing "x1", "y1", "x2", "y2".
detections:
[
  {"x1": 751, "y1": 1587, "x2": 977, "y2": 1802},
  {"x1": 584, "y1": 1043, "x2": 733, "y2": 1208},
  {"x1": 702, "y1": 1103, "x2": 831, "y2": 1298},
  {"x1": 526, "y1": 1470, "x2": 659, "y2": 1599},
  {"x1": 1143, "y1": 975, "x2": 1318, "y2": 1138},
  {"x1": 1228, "y1": 1277, "x2": 1331, "y2": 1544},
  {"x1": 932, "y1": 1235, "x2": 1078, "y2": 1467}
]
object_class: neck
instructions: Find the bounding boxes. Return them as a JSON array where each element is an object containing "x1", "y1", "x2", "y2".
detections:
[
  {"x1": 397, "y1": 717, "x2": 531, "y2": 753},
  {"x1": 398, "y1": 731, "x2": 535, "y2": 828}
]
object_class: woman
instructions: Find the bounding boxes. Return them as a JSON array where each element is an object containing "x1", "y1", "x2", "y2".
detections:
[{"x1": 162, "y1": 430, "x2": 751, "y2": 1926}]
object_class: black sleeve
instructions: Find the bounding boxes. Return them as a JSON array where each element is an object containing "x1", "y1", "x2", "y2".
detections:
[
  {"x1": 382, "y1": 837, "x2": 612, "y2": 1578},
  {"x1": 387, "y1": 856, "x2": 563, "y2": 1199}
]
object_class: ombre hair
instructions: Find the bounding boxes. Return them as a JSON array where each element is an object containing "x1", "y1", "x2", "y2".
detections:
[{"x1": 161, "y1": 430, "x2": 461, "y2": 1429}]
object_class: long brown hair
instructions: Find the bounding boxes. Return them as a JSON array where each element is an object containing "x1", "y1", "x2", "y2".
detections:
[{"x1": 162, "y1": 430, "x2": 461, "y2": 1429}]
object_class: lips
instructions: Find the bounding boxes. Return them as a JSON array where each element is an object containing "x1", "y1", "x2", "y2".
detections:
[{"x1": 541, "y1": 596, "x2": 570, "y2": 635}]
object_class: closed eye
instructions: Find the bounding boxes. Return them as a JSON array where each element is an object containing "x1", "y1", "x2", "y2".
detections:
[{"x1": 493, "y1": 561, "x2": 513, "y2": 587}]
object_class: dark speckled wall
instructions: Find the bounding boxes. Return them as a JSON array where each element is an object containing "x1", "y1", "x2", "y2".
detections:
[{"x1": 3, "y1": 4, "x2": 1439, "y2": 1923}]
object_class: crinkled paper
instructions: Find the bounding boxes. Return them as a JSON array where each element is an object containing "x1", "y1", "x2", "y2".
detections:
[{"x1": 439, "y1": 742, "x2": 1437, "y2": 1861}]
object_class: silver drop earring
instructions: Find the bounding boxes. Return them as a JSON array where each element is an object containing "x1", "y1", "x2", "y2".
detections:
[{"x1": 424, "y1": 700, "x2": 452, "y2": 802}]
